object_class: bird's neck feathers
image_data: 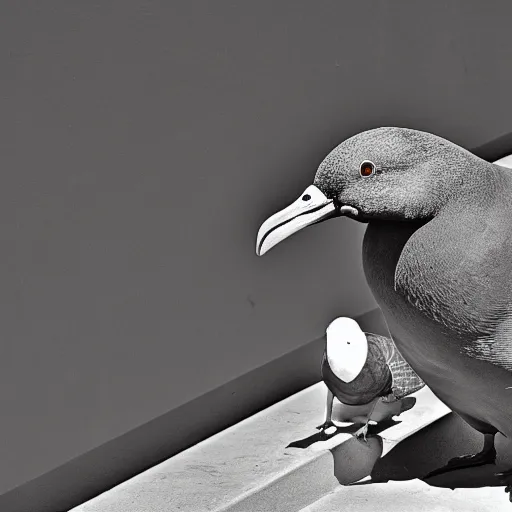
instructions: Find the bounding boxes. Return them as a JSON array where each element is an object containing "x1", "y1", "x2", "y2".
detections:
[
  {"x1": 365, "y1": 153, "x2": 501, "y2": 225},
  {"x1": 432, "y1": 160, "x2": 509, "y2": 220},
  {"x1": 403, "y1": 148, "x2": 497, "y2": 217}
]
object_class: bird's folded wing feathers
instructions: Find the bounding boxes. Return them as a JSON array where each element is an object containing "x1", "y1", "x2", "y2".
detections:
[{"x1": 373, "y1": 334, "x2": 425, "y2": 399}]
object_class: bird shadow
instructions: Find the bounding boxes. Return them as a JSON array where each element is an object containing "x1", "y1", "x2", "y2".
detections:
[
  {"x1": 286, "y1": 418, "x2": 400, "y2": 449},
  {"x1": 288, "y1": 412, "x2": 501, "y2": 490},
  {"x1": 344, "y1": 413, "x2": 501, "y2": 489}
]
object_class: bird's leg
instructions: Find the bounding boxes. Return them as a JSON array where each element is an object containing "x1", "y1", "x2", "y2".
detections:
[
  {"x1": 381, "y1": 387, "x2": 399, "y2": 403},
  {"x1": 353, "y1": 398, "x2": 380, "y2": 442},
  {"x1": 316, "y1": 389, "x2": 336, "y2": 431},
  {"x1": 353, "y1": 421, "x2": 370, "y2": 441},
  {"x1": 445, "y1": 433, "x2": 496, "y2": 469}
]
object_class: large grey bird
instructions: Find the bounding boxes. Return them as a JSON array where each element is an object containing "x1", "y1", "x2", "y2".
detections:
[{"x1": 256, "y1": 127, "x2": 512, "y2": 499}]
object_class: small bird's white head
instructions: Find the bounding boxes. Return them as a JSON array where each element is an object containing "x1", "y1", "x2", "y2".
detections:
[{"x1": 326, "y1": 317, "x2": 368, "y2": 383}]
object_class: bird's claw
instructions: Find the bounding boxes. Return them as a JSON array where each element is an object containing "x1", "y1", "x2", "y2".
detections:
[{"x1": 353, "y1": 423, "x2": 369, "y2": 442}]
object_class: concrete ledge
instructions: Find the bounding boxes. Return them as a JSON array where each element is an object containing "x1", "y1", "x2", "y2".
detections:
[{"x1": 71, "y1": 382, "x2": 451, "y2": 512}]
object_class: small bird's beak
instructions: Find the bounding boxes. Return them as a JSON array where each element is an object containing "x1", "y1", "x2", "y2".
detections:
[{"x1": 256, "y1": 185, "x2": 339, "y2": 256}]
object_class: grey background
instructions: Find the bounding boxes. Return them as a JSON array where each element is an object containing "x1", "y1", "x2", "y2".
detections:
[{"x1": 3, "y1": 0, "x2": 512, "y2": 509}]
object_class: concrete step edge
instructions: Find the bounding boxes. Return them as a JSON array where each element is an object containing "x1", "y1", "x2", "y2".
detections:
[
  {"x1": 215, "y1": 387, "x2": 451, "y2": 512},
  {"x1": 70, "y1": 382, "x2": 450, "y2": 512},
  {"x1": 215, "y1": 449, "x2": 337, "y2": 512}
]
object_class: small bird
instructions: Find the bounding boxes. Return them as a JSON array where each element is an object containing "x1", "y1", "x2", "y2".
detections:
[
  {"x1": 318, "y1": 317, "x2": 424, "y2": 440},
  {"x1": 256, "y1": 127, "x2": 512, "y2": 500}
]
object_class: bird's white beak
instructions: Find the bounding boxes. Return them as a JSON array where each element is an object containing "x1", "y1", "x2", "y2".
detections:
[{"x1": 256, "y1": 185, "x2": 338, "y2": 256}]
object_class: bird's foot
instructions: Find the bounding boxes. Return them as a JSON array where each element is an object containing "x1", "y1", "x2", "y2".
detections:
[
  {"x1": 316, "y1": 420, "x2": 336, "y2": 432},
  {"x1": 353, "y1": 423, "x2": 369, "y2": 442},
  {"x1": 425, "y1": 449, "x2": 496, "y2": 479}
]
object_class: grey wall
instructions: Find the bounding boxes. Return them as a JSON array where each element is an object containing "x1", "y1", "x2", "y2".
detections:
[{"x1": 3, "y1": 0, "x2": 512, "y2": 507}]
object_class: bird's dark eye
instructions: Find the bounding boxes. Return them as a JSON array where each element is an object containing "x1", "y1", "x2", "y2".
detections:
[
  {"x1": 302, "y1": 194, "x2": 311, "y2": 201},
  {"x1": 360, "y1": 160, "x2": 375, "y2": 177}
]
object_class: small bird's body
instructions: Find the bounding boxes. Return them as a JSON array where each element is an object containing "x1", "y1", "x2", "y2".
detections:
[
  {"x1": 255, "y1": 127, "x2": 512, "y2": 500},
  {"x1": 318, "y1": 317, "x2": 423, "y2": 438}
]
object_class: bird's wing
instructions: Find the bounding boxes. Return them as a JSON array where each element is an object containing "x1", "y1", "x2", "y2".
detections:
[{"x1": 372, "y1": 333, "x2": 425, "y2": 399}]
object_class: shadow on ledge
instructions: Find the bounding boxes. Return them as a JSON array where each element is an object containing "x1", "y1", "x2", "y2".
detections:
[
  {"x1": 287, "y1": 418, "x2": 400, "y2": 450},
  {"x1": 371, "y1": 413, "x2": 481, "y2": 485},
  {"x1": 328, "y1": 412, "x2": 503, "y2": 490}
]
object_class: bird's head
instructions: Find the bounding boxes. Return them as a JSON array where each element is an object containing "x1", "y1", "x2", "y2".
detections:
[
  {"x1": 325, "y1": 317, "x2": 368, "y2": 383},
  {"x1": 256, "y1": 127, "x2": 483, "y2": 256}
]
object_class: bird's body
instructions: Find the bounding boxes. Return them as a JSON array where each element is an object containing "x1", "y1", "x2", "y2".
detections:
[
  {"x1": 360, "y1": 154, "x2": 512, "y2": 439},
  {"x1": 255, "y1": 127, "x2": 512, "y2": 498},
  {"x1": 363, "y1": 211, "x2": 512, "y2": 465},
  {"x1": 322, "y1": 329, "x2": 424, "y2": 406},
  {"x1": 319, "y1": 318, "x2": 424, "y2": 438}
]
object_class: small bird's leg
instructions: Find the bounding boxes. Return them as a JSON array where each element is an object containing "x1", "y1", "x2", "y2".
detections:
[
  {"x1": 316, "y1": 389, "x2": 336, "y2": 431},
  {"x1": 353, "y1": 398, "x2": 380, "y2": 442},
  {"x1": 381, "y1": 387, "x2": 399, "y2": 403}
]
